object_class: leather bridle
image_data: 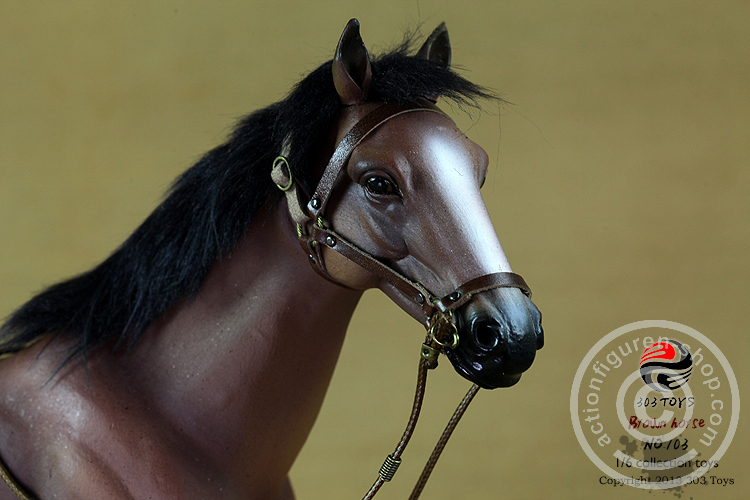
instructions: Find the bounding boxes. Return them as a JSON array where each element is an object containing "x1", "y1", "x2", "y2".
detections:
[
  {"x1": 271, "y1": 101, "x2": 531, "y2": 320},
  {"x1": 271, "y1": 101, "x2": 532, "y2": 499}
]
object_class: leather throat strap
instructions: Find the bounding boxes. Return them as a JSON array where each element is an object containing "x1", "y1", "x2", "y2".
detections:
[{"x1": 271, "y1": 102, "x2": 531, "y2": 324}]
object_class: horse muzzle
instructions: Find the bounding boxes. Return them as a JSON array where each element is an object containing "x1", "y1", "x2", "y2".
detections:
[{"x1": 446, "y1": 287, "x2": 543, "y2": 389}]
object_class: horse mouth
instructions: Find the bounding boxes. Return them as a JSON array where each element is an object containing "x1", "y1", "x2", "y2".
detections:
[
  {"x1": 445, "y1": 351, "x2": 527, "y2": 389},
  {"x1": 445, "y1": 288, "x2": 543, "y2": 389}
]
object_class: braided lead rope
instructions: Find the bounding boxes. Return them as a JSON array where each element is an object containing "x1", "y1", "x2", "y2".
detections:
[
  {"x1": 362, "y1": 335, "x2": 436, "y2": 500},
  {"x1": 362, "y1": 311, "x2": 482, "y2": 500},
  {"x1": 408, "y1": 384, "x2": 481, "y2": 500}
]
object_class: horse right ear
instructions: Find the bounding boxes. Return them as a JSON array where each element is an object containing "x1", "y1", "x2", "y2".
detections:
[
  {"x1": 333, "y1": 19, "x2": 372, "y2": 105},
  {"x1": 417, "y1": 23, "x2": 451, "y2": 69}
]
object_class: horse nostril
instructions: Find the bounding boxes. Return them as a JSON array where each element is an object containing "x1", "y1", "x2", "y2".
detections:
[{"x1": 472, "y1": 319, "x2": 504, "y2": 351}]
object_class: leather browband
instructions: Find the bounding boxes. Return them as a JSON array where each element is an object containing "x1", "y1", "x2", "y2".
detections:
[{"x1": 271, "y1": 102, "x2": 531, "y2": 323}]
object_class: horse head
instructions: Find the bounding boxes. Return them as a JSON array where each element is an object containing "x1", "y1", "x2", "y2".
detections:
[{"x1": 274, "y1": 20, "x2": 543, "y2": 389}]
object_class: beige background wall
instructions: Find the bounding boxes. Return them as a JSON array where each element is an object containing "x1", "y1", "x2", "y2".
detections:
[{"x1": 1, "y1": 2, "x2": 747, "y2": 499}]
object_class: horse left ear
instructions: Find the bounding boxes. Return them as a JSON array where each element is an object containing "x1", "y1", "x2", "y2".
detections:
[
  {"x1": 417, "y1": 23, "x2": 451, "y2": 69},
  {"x1": 333, "y1": 19, "x2": 372, "y2": 105}
]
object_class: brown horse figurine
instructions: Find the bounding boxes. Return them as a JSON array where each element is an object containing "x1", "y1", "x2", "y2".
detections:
[{"x1": 0, "y1": 20, "x2": 542, "y2": 499}]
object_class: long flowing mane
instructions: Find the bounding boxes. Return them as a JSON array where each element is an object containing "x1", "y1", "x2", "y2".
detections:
[{"x1": 0, "y1": 38, "x2": 494, "y2": 367}]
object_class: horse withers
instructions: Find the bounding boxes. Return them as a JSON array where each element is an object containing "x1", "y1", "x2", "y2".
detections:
[{"x1": 0, "y1": 19, "x2": 542, "y2": 500}]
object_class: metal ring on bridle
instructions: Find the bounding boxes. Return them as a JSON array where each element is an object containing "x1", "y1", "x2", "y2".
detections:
[
  {"x1": 272, "y1": 156, "x2": 294, "y2": 191},
  {"x1": 432, "y1": 326, "x2": 459, "y2": 350},
  {"x1": 428, "y1": 311, "x2": 459, "y2": 350}
]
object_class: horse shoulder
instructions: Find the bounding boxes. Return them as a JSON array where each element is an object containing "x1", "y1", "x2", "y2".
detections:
[{"x1": 0, "y1": 342, "x2": 213, "y2": 499}]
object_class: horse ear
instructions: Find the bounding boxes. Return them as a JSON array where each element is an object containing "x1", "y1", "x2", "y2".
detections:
[
  {"x1": 417, "y1": 22, "x2": 451, "y2": 68},
  {"x1": 332, "y1": 19, "x2": 372, "y2": 105}
]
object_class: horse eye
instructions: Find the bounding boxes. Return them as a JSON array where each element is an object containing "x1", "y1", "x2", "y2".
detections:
[{"x1": 364, "y1": 176, "x2": 400, "y2": 197}]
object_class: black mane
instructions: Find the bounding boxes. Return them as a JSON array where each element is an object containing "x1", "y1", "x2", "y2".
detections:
[{"x1": 0, "y1": 38, "x2": 494, "y2": 365}]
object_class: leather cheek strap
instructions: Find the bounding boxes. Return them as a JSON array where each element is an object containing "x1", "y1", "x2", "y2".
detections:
[
  {"x1": 308, "y1": 223, "x2": 437, "y2": 318},
  {"x1": 307, "y1": 221, "x2": 531, "y2": 322}
]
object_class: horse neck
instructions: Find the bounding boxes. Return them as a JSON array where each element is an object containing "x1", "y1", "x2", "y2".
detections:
[{"x1": 120, "y1": 199, "x2": 363, "y2": 472}]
